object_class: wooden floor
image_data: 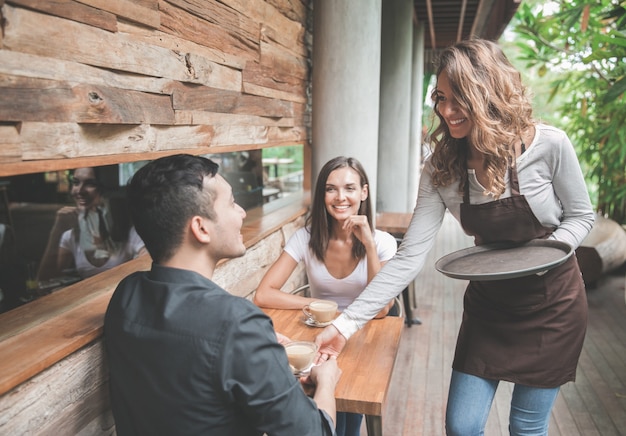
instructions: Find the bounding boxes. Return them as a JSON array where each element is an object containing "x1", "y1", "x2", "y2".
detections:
[{"x1": 373, "y1": 212, "x2": 626, "y2": 435}]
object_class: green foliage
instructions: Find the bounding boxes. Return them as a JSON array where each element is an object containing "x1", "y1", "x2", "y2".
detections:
[
  {"x1": 262, "y1": 145, "x2": 303, "y2": 177},
  {"x1": 512, "y1": 0, "x2": 626, "y2": 223}
]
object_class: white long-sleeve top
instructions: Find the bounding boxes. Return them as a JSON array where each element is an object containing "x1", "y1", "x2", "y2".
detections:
[{"x1": 333, "y1": 124, "x2": 595, "y2": 339}]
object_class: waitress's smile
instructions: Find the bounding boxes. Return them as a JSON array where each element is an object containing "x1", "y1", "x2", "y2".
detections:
[
  {"x1": 449, "y1": 117, "x2": 467, "y2": 126},
  {"x1": 434, "y1": 71, "x2": 474, "y2": 139}
]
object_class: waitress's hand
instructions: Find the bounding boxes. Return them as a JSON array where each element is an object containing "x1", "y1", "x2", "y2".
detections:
[
  {"x1": 314, "y1": 325, "x2": 346, "y2": 363},
  {"x1": 343, "y1": 215, "x2": 375, "y2": 247}
]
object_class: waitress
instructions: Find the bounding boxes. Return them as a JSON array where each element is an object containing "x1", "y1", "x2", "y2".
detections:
[{"x1": 315, "y1": 38, "x2": 595, "y2": 436}]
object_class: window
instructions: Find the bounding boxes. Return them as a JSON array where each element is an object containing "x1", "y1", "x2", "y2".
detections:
[{"x1": 0, "y1": 145, "x2": 303, "y2": 315}]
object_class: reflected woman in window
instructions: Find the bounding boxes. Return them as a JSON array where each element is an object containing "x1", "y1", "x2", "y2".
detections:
[{"x1": 37, "y1": 167, "x2": 146, "y2": 282}]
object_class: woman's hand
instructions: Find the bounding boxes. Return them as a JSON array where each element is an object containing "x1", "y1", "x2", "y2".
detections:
[
  {"x1": 53, "y1": 206, "x2": 78, "y2": 233},
  {"x1": 343, "y1": 215, "x2": 374, "y2": 247}
]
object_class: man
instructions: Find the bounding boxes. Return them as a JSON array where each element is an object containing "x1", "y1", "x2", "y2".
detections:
[{"x1": 105, "y1": 154, "x2": 341, "y2": 435}]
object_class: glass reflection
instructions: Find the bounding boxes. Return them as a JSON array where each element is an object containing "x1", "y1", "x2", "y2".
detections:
[
  {"x1": 36, "y1": 166, "x2": 147, "y2": 284},
  {"x1": 0, "y1": 146, "x2": 303, "y2": 314}
]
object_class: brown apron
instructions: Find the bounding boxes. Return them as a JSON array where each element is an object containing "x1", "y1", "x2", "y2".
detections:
[{"x1": 454, "y1": 159, "x2": 587, "y2": 388}]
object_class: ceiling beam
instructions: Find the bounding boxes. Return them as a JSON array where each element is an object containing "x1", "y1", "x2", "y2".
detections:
[
  {"x1": 425, "y1": 0, "x2": 437, "y2": 49},
  {"x1": 471, "y1": 0, "x2": 496, "y2": 38},
  {"x1": 457, "y1": 0, "x2": 469, "y2": 42}
]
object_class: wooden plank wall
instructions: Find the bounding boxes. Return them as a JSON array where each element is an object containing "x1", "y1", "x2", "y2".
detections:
[
  {"x1": 0, "y1": 1, "x2": 312, "y2": 433},
  {"x1": 0, "y1": 0, "x2": 310, "y2": 176}
]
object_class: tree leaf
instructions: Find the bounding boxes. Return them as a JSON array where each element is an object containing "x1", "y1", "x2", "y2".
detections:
[{"x1": 604, "y1": 76, "x2": 626, "y2": 103}]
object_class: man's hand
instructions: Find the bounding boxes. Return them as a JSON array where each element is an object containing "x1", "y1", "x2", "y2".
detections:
[
  {"x1": 313, "y1": 325, "x2": 347, "y2": 364},
  {"x1": 275, "y1": 331, "x2": 291, "y2": 345},
  {"x1": 301, "y1": 357, "x2": 342, "y2": 421},
  {"x1": 305, "y1": 356, "x2": 341, "y2": 385}
]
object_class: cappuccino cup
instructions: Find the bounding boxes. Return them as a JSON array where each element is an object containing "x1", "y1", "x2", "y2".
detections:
[
  {"x1": 302, "y1": 300, "x2": 338, "y2": 324},
  {"x1": 284, "y1": 341, "x2": 317, "y2": 374}
]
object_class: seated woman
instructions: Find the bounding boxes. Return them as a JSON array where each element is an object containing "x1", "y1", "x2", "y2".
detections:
[
  {"x1": 254, "y1": 156, "x2": 397, "y2": 436},
  {"x1": 37, "y1": 167, "x2": 146, "y2": 282}
]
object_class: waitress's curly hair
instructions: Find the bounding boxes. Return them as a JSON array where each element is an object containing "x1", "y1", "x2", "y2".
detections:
[{"x1": 429, "y1": 38, "x2": 534, "y2": 197}]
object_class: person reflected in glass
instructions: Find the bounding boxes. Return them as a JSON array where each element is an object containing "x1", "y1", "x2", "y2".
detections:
[
  {"x1": 315, "y1": 39, "x2": 595, "y2": 436},
  {"x1": 254, "y1": 156, "x2": 397, "y2": 436},
  {"x1": 37, "y1": 167, "x2": 146, "y2": 282}
]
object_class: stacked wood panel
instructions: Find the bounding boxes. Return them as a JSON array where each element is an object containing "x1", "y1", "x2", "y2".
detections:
[{"x1": 0, "y1": 0, "x2": 310, "y2": 176}]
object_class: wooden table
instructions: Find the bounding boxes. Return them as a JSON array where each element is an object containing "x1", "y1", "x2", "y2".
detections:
[
  {"x1": 375, "y1": 212, "x2": 422, "y2": 326},
  {"x1": 263, "y1": 308, "x2": 404, "y2": 436},
  {"x1": 375, "y1": 211, "x2": 412, "y2": 238}
]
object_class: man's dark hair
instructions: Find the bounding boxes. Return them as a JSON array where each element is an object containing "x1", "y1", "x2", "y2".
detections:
[{"x1": 127, "y1": 154, "x2": 219, "y2": 263}]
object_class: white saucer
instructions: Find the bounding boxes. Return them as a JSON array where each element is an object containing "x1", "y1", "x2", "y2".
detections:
[{"x1": 303, "y1": 317, "x2": 333, "y2": 328}]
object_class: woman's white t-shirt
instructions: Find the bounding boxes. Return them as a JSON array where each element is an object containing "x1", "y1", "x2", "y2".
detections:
[
  {"x1": 60, "y1": 227, "x2": 145, "y2": 279},
  {"x1": 284, "y1": 227, "x2": 397, "y2": 311}
]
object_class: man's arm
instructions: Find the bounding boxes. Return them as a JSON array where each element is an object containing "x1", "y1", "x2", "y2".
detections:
[
  {"x1": 307, "y1": 356, "x2": 341, "y2": 425},
  {"x1": 224, "y1": 302, "x2": 340, "y2": 435}
]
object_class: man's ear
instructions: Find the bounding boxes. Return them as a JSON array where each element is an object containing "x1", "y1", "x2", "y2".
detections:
[{"x1": 189, "y1": 215, "x2": 211, "y2": 244}]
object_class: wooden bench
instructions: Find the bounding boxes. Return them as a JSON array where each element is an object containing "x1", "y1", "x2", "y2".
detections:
[{"x1": 576, "y1": 214, "x2": 626, "y2": 287}]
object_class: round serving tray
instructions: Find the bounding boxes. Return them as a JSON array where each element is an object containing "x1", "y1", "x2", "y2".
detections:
[{"x1": 435, "y1": 239, "x2": 574, "y2": 281}]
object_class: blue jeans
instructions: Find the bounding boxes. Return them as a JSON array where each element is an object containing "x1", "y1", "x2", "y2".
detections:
[
  {"x1": 335, "y1": 411, "x2": 363, "y2": 436},
  {"x1": 446, "y1": 370, "x2": 559, "y2": 436}
]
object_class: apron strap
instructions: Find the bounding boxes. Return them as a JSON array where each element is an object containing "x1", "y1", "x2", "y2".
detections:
[
  {"x1": 509, "y1": 157, "x2": 520, "y2": 196},
  {"x1": 509, "y1": 144, "x2": 523, "y2": 196},
  {"x1": 463, "y1": 172, "x2": 470, "y2": 204}
]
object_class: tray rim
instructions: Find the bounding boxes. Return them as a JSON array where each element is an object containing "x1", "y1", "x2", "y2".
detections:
[{"x1": 434, "y1": 239, "x2": 574, "y2": 281}]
